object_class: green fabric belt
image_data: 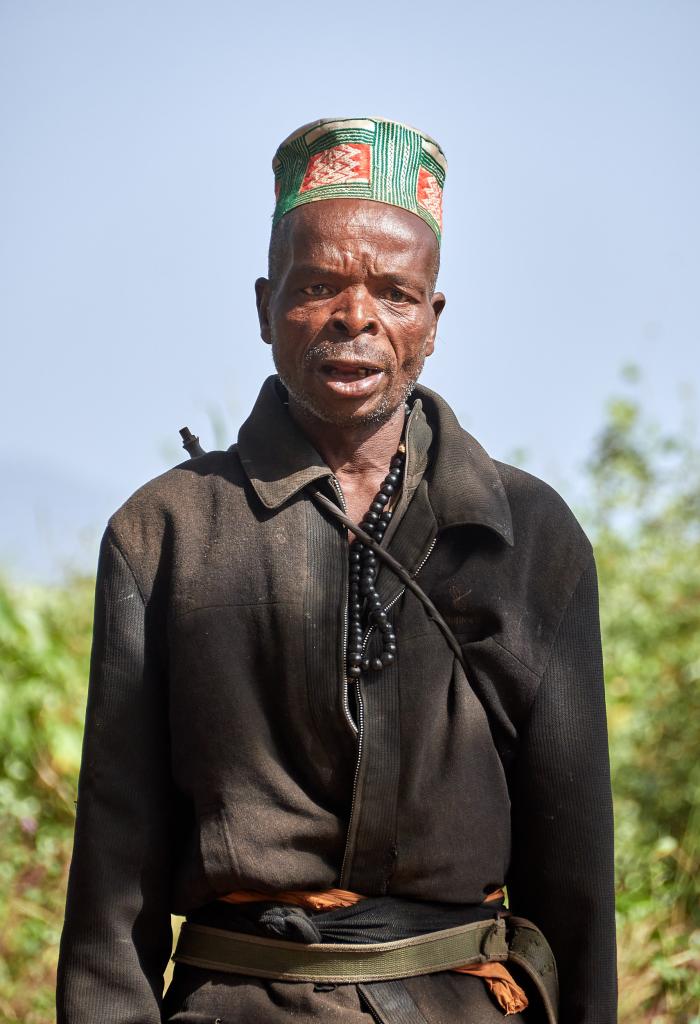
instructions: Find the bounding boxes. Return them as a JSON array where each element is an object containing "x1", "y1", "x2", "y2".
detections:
[
  {"x1": 173, "y1": 915, "x2": 559, "y2": 1023},
  {"x1": 173, "y1": 916, "x2": 509, "y2": 983}
]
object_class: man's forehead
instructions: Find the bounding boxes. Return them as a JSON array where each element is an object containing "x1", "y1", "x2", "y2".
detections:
[
  {"x1": 286, "y1": 199, "x2": 438, "y2": 249},
  {"x1": 270, "y1": 117, "x2": 447, "y2": 246},
  {"x1": 281, "y1": 199, "x2": 438, "y2": 276}
]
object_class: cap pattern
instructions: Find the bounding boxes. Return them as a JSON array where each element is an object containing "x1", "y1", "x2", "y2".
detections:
[{"x1": 272, "y1": 117, "x2": 447, "y2": 242}]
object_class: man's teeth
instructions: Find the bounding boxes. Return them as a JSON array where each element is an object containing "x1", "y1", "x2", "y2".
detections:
[{"x1": 328, "y1": 366, "x2": 378, "y2": 376}]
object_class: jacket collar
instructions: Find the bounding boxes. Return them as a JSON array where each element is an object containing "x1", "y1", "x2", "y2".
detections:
[
  {"x1": 235, "y1": 377, "x2": 332, "y2": 509},
  {"x1": 414, "y1": 383, "x2": 513, "y2": 545},
  {"x1": 235, "y1": 375, "x2": 513, "y2": 546}
]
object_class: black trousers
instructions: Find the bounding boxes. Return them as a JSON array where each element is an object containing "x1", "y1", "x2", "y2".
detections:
[{"x1": 163, "y1": 962, "x2": 539, "y2": 1023}]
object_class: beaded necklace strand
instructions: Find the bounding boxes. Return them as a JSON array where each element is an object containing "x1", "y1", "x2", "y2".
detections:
[{"x1": 346, "y1": 442, "x2": 406, "y2": 678}]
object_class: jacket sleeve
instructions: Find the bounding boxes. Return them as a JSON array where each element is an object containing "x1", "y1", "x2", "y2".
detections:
[
  {"x1": 506, "y1": 554, "x2": 618, "y2": 1024},
  {"x1": 57, "y1": 526, "x2": 174, "y2": 1023}
]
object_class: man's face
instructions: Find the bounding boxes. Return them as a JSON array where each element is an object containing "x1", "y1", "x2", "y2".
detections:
[{"x1": 255, "y1": 198, "x2": 445, "y2": 428}]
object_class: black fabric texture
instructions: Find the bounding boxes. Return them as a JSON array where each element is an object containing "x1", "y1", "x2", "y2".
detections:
[
  {"x1": 160, "y1": 963, "x2": 529, "y2": 1023},
  {"x1": 56, "y1": 533, "x2": 175, "y2": 1024},
  {"x1": 187, "y1": 893, "x2": 505, "y2": 945},
  {"x1": 358, "y1": 980, "x2": 430, "y2": 1024},
  {"x1": 506, "y1": 560, "x2": 617, "y2": 1023}
]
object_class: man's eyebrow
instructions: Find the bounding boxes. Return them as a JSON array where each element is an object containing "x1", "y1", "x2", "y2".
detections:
[
  {"x1": 287, "y1": 264, "x2": 425, "y2": 288},
  {"x1": 381, "y1": 274, "x2": 425, "y2": 289},
  {"x1": 287, "y1": 262, "x2": 343, "y2": 277}
]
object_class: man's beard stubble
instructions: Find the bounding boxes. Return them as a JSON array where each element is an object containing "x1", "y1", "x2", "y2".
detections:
[{"x1": 270, "y1": 333, "x2": 427, "y2": 428}]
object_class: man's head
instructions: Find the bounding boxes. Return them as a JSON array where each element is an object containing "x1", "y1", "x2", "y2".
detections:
[{"x1": 255, "y1": 117, "x2": 447, "y2": 429}]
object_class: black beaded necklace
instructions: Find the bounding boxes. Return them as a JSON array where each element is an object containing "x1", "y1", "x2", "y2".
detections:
[{"x1": 346, "y1": 443, "x2": 406, "y2": 678}]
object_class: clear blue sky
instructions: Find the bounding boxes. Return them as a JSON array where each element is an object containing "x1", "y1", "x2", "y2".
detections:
[{"x1": 2, "y1": 0, "x2": 699, "y2": 580}]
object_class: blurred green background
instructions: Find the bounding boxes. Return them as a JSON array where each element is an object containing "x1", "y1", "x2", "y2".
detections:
[{"x1": 1, "y1": 380, "x2": 699, "y2": 1023}]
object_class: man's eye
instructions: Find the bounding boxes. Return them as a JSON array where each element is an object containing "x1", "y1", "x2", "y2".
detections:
[
  {"x1": 302, "y1": 284, "x2": 333, "y2": 297},
  {"x1": 384, "y1": 287, "x2": 407, "y2": 302}
]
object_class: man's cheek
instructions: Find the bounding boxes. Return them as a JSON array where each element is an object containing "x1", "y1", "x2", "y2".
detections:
[{"x1": 282, "y1": 303, "x2": 322, "y2": 329}]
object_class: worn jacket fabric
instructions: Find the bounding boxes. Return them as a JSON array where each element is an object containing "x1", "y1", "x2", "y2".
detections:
[{"x1": 57, "y1": 377, "x2": 617, "y2": 1023}]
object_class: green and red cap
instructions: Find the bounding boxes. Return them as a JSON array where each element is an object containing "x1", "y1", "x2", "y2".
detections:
[{"x1": 272, "y1": 117, "x2": 447, "y2": 243}]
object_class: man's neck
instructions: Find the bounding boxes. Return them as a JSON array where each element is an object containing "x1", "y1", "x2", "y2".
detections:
[{"x1": 288, "y1": 399, "x2": 406, "y2": 478}]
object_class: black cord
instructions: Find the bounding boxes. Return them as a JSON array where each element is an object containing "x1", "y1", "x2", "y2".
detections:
[{"x1": 309, "y1": 488, "x2": 466, "y2": 671}]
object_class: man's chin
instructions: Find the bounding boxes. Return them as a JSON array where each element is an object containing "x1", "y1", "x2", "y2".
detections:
[{"x1": 281, "y1": 380, "x2": 402, "y2": 429}]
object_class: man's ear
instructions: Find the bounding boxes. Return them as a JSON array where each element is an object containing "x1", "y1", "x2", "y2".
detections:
[
  {"x1": 424, "y1": 291, "x2": 445, "y2": 357},
  {"x1": 255, "y1": 277, "x2": 272, "y2": 345}
]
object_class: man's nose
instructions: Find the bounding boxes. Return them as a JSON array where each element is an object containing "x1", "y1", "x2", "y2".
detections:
[{"x1": 330, "y1": 288, "x2": 378, "y2": 337}]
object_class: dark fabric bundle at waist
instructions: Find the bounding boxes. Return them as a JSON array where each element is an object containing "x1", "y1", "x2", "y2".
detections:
[{"x1": 187, "y1": 892, "x2": 506, "y2": 946}]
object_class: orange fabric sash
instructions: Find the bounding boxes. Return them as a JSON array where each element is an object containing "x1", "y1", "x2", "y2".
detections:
[{"x1": 220, "y1": 888, "x2": 528, "y2": 1015}]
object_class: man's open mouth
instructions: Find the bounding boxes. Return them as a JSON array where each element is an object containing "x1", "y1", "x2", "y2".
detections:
[
  {"x1": 320, "y1": 361, "x2": 383, "y2": 381},
  {"x1": 318, "y1": 360, "x2": 386, "y2": 396}
]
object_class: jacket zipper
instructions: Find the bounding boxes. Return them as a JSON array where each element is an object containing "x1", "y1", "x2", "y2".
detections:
[
  {"x1": 339, "y1": 533, "x2": 437, "y2": 887},
  {"x1": 339, "y1": 678, "x2": 364, "y2": 885},
  {"x1": 329, "y1": 477, "x2": 357, "y2": 736},
  {"x1": 358, "y1": 535, "x2": 438, "y2": 658}
]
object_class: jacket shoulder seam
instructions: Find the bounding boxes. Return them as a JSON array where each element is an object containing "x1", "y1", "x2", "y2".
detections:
[
  {"x1": 490, "y1": 549, "x2": 595, "y2": 686},
  {"x1": 520, "y1": 554, "x2": 596, "y2": 729},
  {"x1": 489, "y1": 636, "x2": 540, "y2": 680},
  {"x1": 537, "y1": 551, "x2": 596, "y2": 682},
  {"x1": 104, "y1": 524, "x2": 148, "y2": 606},
  {"x1": 495, "y1": 552, "x2": 596, "y2": 724}
]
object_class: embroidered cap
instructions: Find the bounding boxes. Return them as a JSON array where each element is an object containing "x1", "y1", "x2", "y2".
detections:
[{"x1": 272, "y1": 117, "x2": 447, "y2": 243}]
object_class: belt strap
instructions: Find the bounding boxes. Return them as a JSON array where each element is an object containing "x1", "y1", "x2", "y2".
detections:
[
  {"x1": 507, "y1": 917, "x2": 558, "y2": 1024},
  {"x1": 358, "y1": 980, "x2": 430, "y2": 1024},
  {"x1": 173, "y1": 915, "x2": 558, "y2": 1023},
  {"x1": 174, "y1": 916, "x2": 509, "y2": 983}
]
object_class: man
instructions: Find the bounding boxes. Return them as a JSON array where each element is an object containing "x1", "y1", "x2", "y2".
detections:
[{"x1": 57, "y1": 117, "x2": 617, "y2": 1023}]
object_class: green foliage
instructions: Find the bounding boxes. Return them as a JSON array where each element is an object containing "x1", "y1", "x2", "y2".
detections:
[
  {"x1": 584, "y1": 384, "x2": 700, "y2": 1022},
  {"x1": 0, "y1": 575, "x2": 93, "y2": 1022},
  {"x1": 0, "y1": 377, "x2": 698, "y2": 1021}
]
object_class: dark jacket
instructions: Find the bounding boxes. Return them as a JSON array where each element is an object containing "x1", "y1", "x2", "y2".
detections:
[{"x1": 57, "y1": 377, "x2": 617, "y2": 1023}]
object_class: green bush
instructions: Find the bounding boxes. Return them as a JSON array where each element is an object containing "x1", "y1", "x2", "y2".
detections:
[
  {"x1": 0, "y1": 574, "x2": 93, "y2": 1022},
  {"x1": 0, "y1": 383, "x2": 698, "y2": 1022},
  {"x1": 585, "y1": 385, "x2": 700, "y2": 1022}
]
